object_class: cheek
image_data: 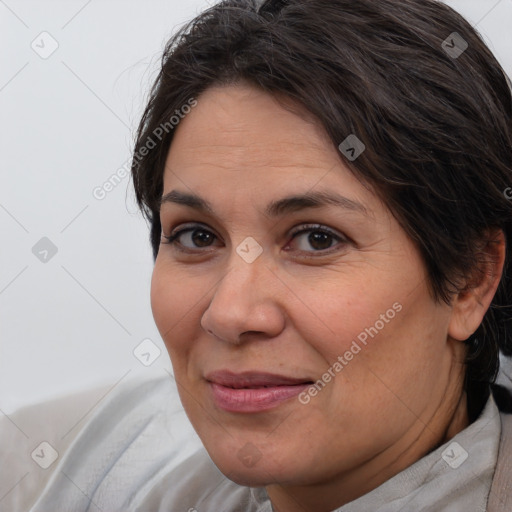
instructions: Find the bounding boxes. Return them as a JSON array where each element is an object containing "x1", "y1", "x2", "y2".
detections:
[
  {"x1": 150, "y1": 263, "x2": 171, "y2": 336},
  {"x1": 294, "y1": 276, "x2": 395, "y2": 363},
  {"x1": 150, "y1": 261, "x2": 198, "y2": 356},
  {"x1": 326, "y1": 284, "x2": 450, "y2": 420},
  {"x1": 301, "y1": 263, "x2": 446, "y2": 391}
]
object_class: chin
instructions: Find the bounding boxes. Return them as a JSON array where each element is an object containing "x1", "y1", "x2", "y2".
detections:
[
  {"x1": 222, "y1": 469, "x2": 273, "y2": 487},
  {"x1": 203, "y1": 443, "x2": 301, "y2": 487}
]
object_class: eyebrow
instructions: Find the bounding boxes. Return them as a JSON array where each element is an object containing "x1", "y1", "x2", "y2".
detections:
[{"x1": 160, "y1": 189, "x2": 369, "y2": 218}]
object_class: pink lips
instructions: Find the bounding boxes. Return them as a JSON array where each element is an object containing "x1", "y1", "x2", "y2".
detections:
[{"x1": 206, "y1": 370, "x2": 313, "y2": 413}]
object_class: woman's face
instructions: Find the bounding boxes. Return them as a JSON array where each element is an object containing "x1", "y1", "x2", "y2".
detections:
[{"x1": 151, "y1": 83, "x2": 465, "y2": 496}]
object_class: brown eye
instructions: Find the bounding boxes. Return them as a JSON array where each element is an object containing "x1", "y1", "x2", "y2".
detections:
[
  {"x1": 162, "y1": 224, "x2": 220, "y2": 251},
  {"x1": 188, "y1": 229, "x2": 215, "y2": 247},
  {"x1": 286, "y1": 224, "x2": 348, "y2": 255}
]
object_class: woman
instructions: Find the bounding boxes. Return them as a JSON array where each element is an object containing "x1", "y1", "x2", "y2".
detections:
[
  {"x1": 130, "y1": 0, "x2": 512, "y2": 510},
  {"x1": 24, "y1": 0, "x2": 511, "y2": 511}
]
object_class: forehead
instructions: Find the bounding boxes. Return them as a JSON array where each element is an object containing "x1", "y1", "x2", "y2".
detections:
[
  {"x1": 165, "y1": 83, "x2": 338, "y2": 174},
  {"x1": 161, "y1": 83, "x2": 382, "y2": 220}
]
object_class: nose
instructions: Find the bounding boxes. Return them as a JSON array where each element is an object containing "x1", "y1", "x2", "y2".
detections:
[{"x1": 200, "y1": 252, "x2": 286, "y2": 344}]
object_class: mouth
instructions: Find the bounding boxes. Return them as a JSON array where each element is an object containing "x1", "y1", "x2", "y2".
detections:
[{"x1": 205, "y1": 370, "x2": 314, "y2": 413}]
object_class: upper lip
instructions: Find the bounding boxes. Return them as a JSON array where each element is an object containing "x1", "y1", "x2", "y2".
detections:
[{"x1": 205, "y1": 370, "x2": 313, "y2": 388}]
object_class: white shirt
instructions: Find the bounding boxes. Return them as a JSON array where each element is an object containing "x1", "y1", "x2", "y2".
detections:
[{"x1": 1, "y1": 362, "x2": 508, "y2": 512}]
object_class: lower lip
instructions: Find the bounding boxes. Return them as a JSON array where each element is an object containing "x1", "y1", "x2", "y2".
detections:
[{"x1": 209, "y1": 382, "x2": 312, "y2": 413}]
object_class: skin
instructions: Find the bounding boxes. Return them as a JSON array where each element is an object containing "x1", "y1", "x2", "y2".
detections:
[{"x1": 150, "y1": 81, "x2": 505, "y2": 512}]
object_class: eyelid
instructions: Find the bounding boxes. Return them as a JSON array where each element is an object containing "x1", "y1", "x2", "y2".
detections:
[
  {"x1": 288, "y1": 223, "x2": 344, "y2": 240},
  {"x1": 162, "y1": 221, "x2": 222, "y2": 247},
  {"x1": 161, "y1": 221, "x2": 350, "y2": 256},
  {"x1": 168, "y1": 221, "x2": 215, "y2": 238}
]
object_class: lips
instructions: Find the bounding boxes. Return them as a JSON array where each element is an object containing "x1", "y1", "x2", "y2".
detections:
[
  {"x1": 206, "y1": 370, "x2": 312, "y2": 387},
  {"x1": 205, "y1": 370, "x2": 314, "y2": 412}
]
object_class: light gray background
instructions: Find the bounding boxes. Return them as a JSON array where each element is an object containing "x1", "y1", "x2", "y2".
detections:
[{"x1": 1, "y1": 0, "x2": 511, "y2": 415}]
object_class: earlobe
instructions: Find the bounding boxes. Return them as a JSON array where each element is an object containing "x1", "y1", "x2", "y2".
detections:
[{"x1": 448, "y1": 229, "x2": 506, "y2": 342}]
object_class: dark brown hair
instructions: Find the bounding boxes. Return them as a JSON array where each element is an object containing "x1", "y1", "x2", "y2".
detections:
[{"x1": 131, "y1": 0, "x2": 512, "y2": 419}]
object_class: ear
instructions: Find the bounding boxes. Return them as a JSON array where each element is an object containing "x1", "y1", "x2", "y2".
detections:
[{"x1": 448, "y1": 229, "x2": 506, "y2": 341}]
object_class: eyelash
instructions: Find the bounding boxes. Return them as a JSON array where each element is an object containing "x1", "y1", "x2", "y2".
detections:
[{"x1": 161, "y1": 222, "x2": 349, "y2": 257}]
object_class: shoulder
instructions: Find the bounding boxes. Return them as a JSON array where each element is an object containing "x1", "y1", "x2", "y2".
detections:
[
  {"x1": 28, "y1": 371, "x2": 204, "y2": 511},
  {"x1": 487, "y1": 410, "x2": 512, "y2": 511},
  {"x1": 1, "y1": 381, "x2": 115, "y2": 512}
]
